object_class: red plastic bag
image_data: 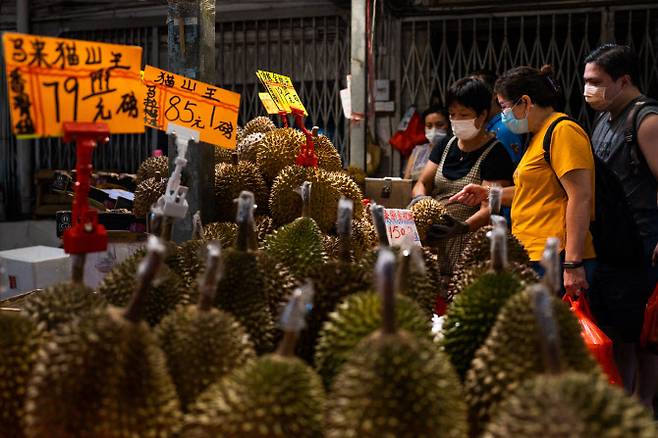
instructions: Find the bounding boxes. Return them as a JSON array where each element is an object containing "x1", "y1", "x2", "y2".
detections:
[
  {"x1": 563, "y1": 294, "x2": 623, "y2": 386},
  {"x1": 640, "y1": 284, "x2": 658, "y2": 354},
  {"x1": 389, "y1": 111, "x2": 427, "y2": 158}
]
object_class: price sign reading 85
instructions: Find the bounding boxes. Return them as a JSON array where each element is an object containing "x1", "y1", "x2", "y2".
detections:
[
  {"x1": 382, "y1": 208, "x2": 421, "y2": 247},
  {"x1": 142, "y1": 65, "x2": 240, "y2": 149}
]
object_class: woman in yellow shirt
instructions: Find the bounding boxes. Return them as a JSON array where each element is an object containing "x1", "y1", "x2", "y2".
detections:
[{"x1": 450, "y1": 65, "x2": 596, "y2": 296}]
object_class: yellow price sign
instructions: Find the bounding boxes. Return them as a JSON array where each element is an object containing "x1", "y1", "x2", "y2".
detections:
[
  {"x1": 256, "y1": 69, "x2": 307, "y2": 115},
  {"x1": 2, "y1": 32, "x2": 144, "y2": 138},
  {"x1": 258, "y1": 92, "x2": 281, "y2": 114},
  {"x1": 142, "y1": 65, "x2": 241, "y2": 149}
]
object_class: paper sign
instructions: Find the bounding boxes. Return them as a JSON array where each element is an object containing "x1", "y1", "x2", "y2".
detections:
[
  {"x1": 383, "y1": 208, "x2": 422, "y2": 246},
  {"x1": 258, "y1": 92, "x2": 281, "y2": 114},
  {"x1": 2, "y1": 32, "x2": 144, "y2": 138},
  {"x1": 142, "y1": 65, "x2": 240, "y2": 149},
  {"x1": 256, "y1": 69, "x2": 307, "y2": 115}
]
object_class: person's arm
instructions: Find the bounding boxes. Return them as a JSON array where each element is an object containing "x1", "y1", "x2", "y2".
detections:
[
  {"x1": 636, "y1": 113, "x2": 658, "y2": 265},
  {"x1": 412, "y1": 161, "x2": 438, "y2": 197},
  {"x1": 559, "y1": 168, "x2": 593, "y2": 296},
  {"x1": 464, "y1": 179, "x2": 513, "y2": 230},
  {"x1": 448, "y1": 184, "x2": 515, "y2": 207}
]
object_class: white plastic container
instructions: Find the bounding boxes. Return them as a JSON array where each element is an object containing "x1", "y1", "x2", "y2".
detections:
[{"x1": 0, "y1": 246, "x2": 71, "y2": 299}]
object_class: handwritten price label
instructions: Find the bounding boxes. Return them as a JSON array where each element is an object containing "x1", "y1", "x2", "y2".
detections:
[
  {"x1": 258, "y1": 92, "x2": 281, "y2": 115},
  {"x1": 142, "y1": 65, "x2": 240, "y2": 149},
  {"x1": 383, "y1": 208, "x2": 421, "y2": 247},
  {"x1": 2, "y1": 32, "x2": 144, "y2": 138},
  {"x1": 256, "y1": 69, "x2": 307, "y2": 115}
]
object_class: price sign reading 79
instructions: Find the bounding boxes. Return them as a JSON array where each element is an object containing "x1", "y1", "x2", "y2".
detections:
[{"x1": 142, "y1": 65, "x2": 240, "y2": 149}]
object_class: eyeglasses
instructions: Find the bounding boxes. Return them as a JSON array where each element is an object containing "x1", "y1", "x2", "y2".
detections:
[{"x1": 499, "y1": 97, "x2": 524, "y2": 111}]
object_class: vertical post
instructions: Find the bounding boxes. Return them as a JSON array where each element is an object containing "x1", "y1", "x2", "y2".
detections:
[
  {"x1": 167, "y1": 0, "x2": 217, "y2": 242},
  {"x1": 16, "y1": 0, "x2": 33, "y2": 217},
  {"x1": 350, "y1": 0, "x2": 367, "y2": 170},
  {"x1": 600, "y1": 8, "x2": 615, "y2": 44}
]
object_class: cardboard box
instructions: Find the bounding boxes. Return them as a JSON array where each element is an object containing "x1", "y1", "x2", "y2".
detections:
[
  {"x1": 365, "y1": 177, "x2": 413, "y2": 209},
  {"x1": 0, "y1": 246, "x2": 71, "y2": 299}
]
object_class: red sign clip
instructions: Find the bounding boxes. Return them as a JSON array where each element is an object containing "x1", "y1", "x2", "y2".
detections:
[
  {"x1": 278, "y1": 111, "x2": 289, "y2": 128},
  {"x1": 62, "y1": 122, "x2": 109, "y2": 255},
  {"x1": 292, "y1": 108, "x2": 318, "y2": 168}
]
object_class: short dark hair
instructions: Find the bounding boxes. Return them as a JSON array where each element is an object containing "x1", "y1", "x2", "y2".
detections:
[
  {"x1": 446, "y1": 77, "x2": 492, "y2": 116},
  {"x1": 495, "y1": 65, "x2": 562, "y2": 109},
  {"x1": 470, "y1": 69, "x2": 499, "y2": 92},
  {"x1": 585, "y1": 44, "x2": 641, "y2": 87},
  {"x1": 421, "y1": 105, "x2": 448, "y2": 123}
]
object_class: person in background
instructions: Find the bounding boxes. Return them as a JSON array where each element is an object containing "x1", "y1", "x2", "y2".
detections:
[
  {"x1": 583, "y1": 44, "x2": 658, "y2": 409},
  {"x1": 449, "y1": 65, "x2": 597, "y2": 293},
  {"x1": 410, "y1": 77, "x2": 514, "y2": 273},
  {"x1": 471, "y1": 69, "x2": 527, "y2": 165},
  {"x1": 404, "y1": 106, "x2": 450, "y2": 180}
]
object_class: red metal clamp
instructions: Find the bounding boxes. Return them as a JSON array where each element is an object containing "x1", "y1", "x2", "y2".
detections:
[
  {"x1": 278, "y1": 111, "x2": 289, "y2": 128},
  {"x1": 292, "y1": 108, "x2": 318, "y2": 168},
  {"x1": 62, "y1": 122, "x2": 109, "y2": 254}
]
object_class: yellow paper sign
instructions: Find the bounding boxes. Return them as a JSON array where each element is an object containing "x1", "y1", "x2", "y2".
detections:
[
  {"x1": 258, "y1": 92, "x2": 281, "y2": 114},
  {"x1": 142, "y1": 65, "x2": 241, "y2": 149},
  {"x1": 256, "y1": 70, "x2": 307, "y2": 115},
  {"x1": 2, "y1": 32, "x2": 144, "y2": 138}
]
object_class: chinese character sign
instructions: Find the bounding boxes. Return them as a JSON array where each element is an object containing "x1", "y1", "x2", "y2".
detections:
[
  {"x1": 142, "y1": 65, "x2": 240, "y2": 149},
  {"x1": 256, "y1": 70, "x2": 307, "y2": 115},
  {"x1": 2, "y1": 32, "x2": 144, "y2": 138},
  {"x1": 383, "y1": 208, "x2": 422, "y2": 247}
]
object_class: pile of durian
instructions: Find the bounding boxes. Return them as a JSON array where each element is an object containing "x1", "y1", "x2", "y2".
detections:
[{"x1": 3, "y1": 116, "x2": 656, "y2": 437}]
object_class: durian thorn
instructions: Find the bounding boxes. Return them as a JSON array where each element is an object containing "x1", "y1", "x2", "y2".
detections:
[
  {"x1": 123, "y1": 235, "x2": 166, "y2": 323},
  {"x1": 71, "y1": 253, "x2": 86, "y2": 284},
  {"x1": 198, "y1": 242, "x2": 223, "y2": 311},
  {"x1": 276, "y1": 331, "x2": 299, "y2": 357},
  {"x1": 530, "y1": 283, "x2": 563, "y2": 375},
  {"x1": 376, "y1": 248, "x2": 397, "y2": 334}
]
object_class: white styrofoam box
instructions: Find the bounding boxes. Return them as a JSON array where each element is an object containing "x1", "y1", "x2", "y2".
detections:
[
  {"x1": 83, "y1": 242, "x2": 145, "y2": 289},
  {"x1": 0, "y1": 246, "x2": 71, "y2": 299}
]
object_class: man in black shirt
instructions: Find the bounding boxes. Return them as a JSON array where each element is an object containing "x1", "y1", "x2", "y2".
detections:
[{"x1": 584, "y1": 44, "x2": 658, "y2": 411}]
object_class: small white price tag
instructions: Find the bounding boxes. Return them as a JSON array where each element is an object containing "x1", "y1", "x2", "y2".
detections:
[{"x1": 383, "y1": 208, "x2": 421, "y2": 247}]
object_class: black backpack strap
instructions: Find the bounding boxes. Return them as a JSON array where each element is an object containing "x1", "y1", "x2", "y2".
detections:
[
  {"x1": 625, "y1": 98, "x2": 658, "y2": 175},
  {"x1": 542, "y1": 116, "x2": 576, "y2": 166}
]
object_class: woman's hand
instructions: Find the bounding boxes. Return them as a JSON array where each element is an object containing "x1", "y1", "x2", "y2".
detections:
[
  {"x1": 448, "y1": 184, "x2": 488, "y2": 207},
  {"x1": 564, "y1": 266, "x2": 589, "y2": 297}
]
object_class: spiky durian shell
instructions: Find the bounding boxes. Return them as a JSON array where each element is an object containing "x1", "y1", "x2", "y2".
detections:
[
  {"x1": 255, "y1": 215, "x2": 274, "y2": 247},
  {"x1": 134, "y1": 176, "x2": 168, "y2": 217},
  {"x1": 345, "y1": 165, "x2": 366, "y2": 191},
  {"x1": 315, "y1": 291, "x2": 432, "y2": 388},
  {"x1": 215, "y1": 249, "x2": 275, "y2": 354},
  {"x1": 170, "y1": 240, "x2": 206, "y2": 289},
  {"x1": 214, "y1": 162, "x2": 269, "y2": 221},
  {"x1": 264, "y1": 216, "x2": 327, "y2": 279},
  {"x1": 312, "y1": 134, "x2": 343, "y2": 173},
  {"x1": 326, "y1": 331, "x2": 467, "y2": 438},
  {"x1": 98, "y1": 253, "x2": 188, "y2": 326},
  {"x1": 0, "y1": 312, "x2": 39, "y2": 437},
  {"x1": 202, "y1": 222, "x2": 238, "y2": 248},
  {"x1": 236, "y1": 126, "x2": 245, "y2": 144},
  {"x1": 155, "y1": 305, "x2": 256, "y2": 411},
  {"x1": 243, "y1": 115, "x2": 276, "y2": 137},
  {"x1": 441, "y1": 269, "x2": 531, "y2": 380},
  {"x1": 182, "y1": 354, "x2": 325, "y2": 438},
  {"x1": 321, "y1": 234, "x2": 341, "y2": 260},
  {"x1": 24, "y1": 307, "x2": 181, "y2": 437},
  {"x1": 351, "y1": 215, "x2": 378, "y2": 257},
  {"x1": 255, "y1": 253, "x2": 297, "y2": 322},
  {"x1": 269, "y1": 165, "x2": 363, "y2": 232},
  {"x1": 237, "y1": 132, "x2": 265, "y2": 162},
  {"x1": 410, "y1": 197, "x2": 449, "y2": 241},
  {"x1": 214, "y1": 146, "x2": 234, "y2": 165},
  {"x1": 22, "y1": 282, "x2": 107, "y2": 333},
  {"x1": 452, "y1": 225, "x2": 529, "y2": 276},
  {"x1": 484, "y1": 372, "x2": 657, "y2": 438},
  {"x1": 448, "y1": 260, "x2": 538, "y2": 302},
  {"x1": 465, "y1": 288, "x2": 599, "y2": 435},
  {"x1": 136, "y1": 155, "x2": 168, "y2": 185}
]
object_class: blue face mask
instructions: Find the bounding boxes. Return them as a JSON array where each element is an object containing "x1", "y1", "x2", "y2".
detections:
[{"x1": 501, "y1": 100, "x2": 529, "y2": 134}]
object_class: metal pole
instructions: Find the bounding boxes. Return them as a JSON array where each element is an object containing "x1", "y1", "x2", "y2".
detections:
[
  {"x1": 350, "y1": 0, "x2": 367, "y2": 170},
  {"x1": 16, "y1": 0, "x2": 33, "y2": 217}
]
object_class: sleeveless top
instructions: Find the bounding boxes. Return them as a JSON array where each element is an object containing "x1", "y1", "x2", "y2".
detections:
[
  {"x1": 591, "y1": 96, "x2": 658, "y2": 249},
  {"x1": 432, "y1": 136, "x2": 497, "y2": 273}
]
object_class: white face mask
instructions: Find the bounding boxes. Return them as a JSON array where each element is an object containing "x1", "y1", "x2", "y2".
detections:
[
  {"x1": 584, "y1": 83, "x2": 622, "y2": 111},
  {"x1": 450, "y1": 118, "x2": 479, "y2": 140},
  {"x1": 425, "y1": 127, "x2": 448, "y2": 145}
]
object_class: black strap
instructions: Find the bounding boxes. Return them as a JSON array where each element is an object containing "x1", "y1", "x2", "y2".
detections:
[
  {"x1": 542, "y1": 116, "x2": 576, "y2": 166},
  {"x1": 625, "y1": 98, "x2": 658, "y2": 175}
]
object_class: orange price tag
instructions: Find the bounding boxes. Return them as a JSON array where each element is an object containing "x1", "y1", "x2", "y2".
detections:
[
  {"x1": 142, "y1": 65, "x2": 241, "y2": 149},
  {"x1": 2, "y1": 32, "x2": 144, "y2": 138}
]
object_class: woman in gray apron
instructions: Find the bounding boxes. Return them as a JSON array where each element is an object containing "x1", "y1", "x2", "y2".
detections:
[{"x1": 411, "y1": 77, "x2": 515, "y2": 273}]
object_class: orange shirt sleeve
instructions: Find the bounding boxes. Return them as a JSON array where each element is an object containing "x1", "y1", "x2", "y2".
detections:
[{"x1": 549, "y1": 122, "x2": 595, "y2": 178}]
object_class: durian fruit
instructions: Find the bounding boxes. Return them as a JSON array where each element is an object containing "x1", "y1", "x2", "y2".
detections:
[
  {"x1": 321, "y1": 234, "x2": 341, "y2": 260},
  {"x1": 215, "y1": 191, "x2": 275, "y2": 354},
  {"x1": 182, "y1": 285, "x2": 325, "y2": 438},
  {"x1": 325, "y1": 249, "x2": 468, "y2": 438},
  {"x1": 464, "y1": 284, "x2": 599, "y2": 435},
  {"x1": 265, "y1": 181, "x2": 327, "y2": 278},
  {"x1": 24, "y1": 236, "x2": 182, "y2": 437},
  {"x1": 236, "y1": 132, "x2": 265, "y2": 162},
  {"x1": 136, "y1": 155, "x2": 168, "y2": 185},
  {"x1": 345, "y1": 165, "x2": 366, "y2": 192},
  {"x1": 0, "y1": 310, "x2": 40, "y2": 437},
  {"x1": 351, "y1": 212, "x2": 378, "y2": 257},
  {"x1": 269, "y1": 165, "x2": 363, "y2": 232},
  {"x1": 202, "y1": 221, "x2": 238, "y2": 247},
  {"x1": 410, "y1": 196, "x2": 449, "y2": 241},
  {"x1": 257, "y1": 128, "x2": 342, "y2": 184},
  {"x1": 214, "y1": 146, "x2": 234, "y2": 165},
  {"x1": 442, "y1": 220, "x2": 537, "y2": 380},
  {"x1": 98, "y1": 249, "x2": 188, "y2": 326},
  {"x1": 156, "y1": 242, "x2": 256, "y2": 411},
  {"x1": 243, "y1": 115, "x2": 276, "y2": 137},
  {"x1": 256, "y1": 252, "x2": 297, "y2": 323},
  {"x1": 134, "y1": 173, "x2": 168, "y2": 217},
  {"x1": 255, "y1": 215, "x2": 274, "y2": 246},
  {"x1": 236, "y1": 125, "x2": 245, "y2": 144},
  {"x1": 484, "y1": 372, "x2": 658, "y2": 438},
  {"x1": 214, "y1": 155, "x2": 269, "y2": 221}
]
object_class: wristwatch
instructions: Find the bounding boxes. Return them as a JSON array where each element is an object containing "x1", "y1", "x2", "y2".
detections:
[{"x1": 563, "y1": 260, "x2": 584, "y2": 270}]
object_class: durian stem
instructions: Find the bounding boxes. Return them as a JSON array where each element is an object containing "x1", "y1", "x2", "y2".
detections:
[
  {"x1": 230, "y1": 152, "x2": 239, "y2": 165},
  {"x1": 123, "y1": 244, "x2": 164, "y2": 323},
  {"x1": 276, "y1": 330, "x2": 299, "y2": 357},
  {"x1": 236, "y1": 221, "x2": 257, "y2": 251},
  {"x1": 71, "y1": 254, "x2": 86, "y2": 284},
  {"x1": 339, "y1": 235, "x2": 351, "y2": 262},
  {"x1": 198, "y1": 243, "x2": 222, "y2": 312},
  {"x1": 191, "y1": 211, "x2": 204, "y2": 240},
  {"x1": 371, "y1": 205, "x2": 390, "y2": 247},
  {"x1": 395, "y1": 251, "x2": 410, "y2": 298},
  {"x1": 160, "y1": 217, "x2": 173, "y2": 242},
  {"x1": 531, "y1": 284, "x2": 563, "y2": 375}
]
